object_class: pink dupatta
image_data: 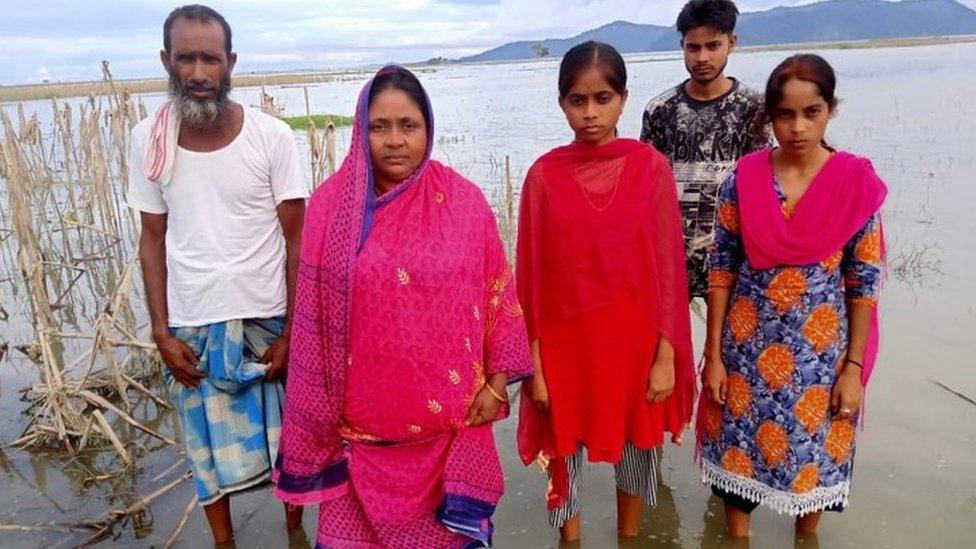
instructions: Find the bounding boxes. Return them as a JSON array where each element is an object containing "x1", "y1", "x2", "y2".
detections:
[{"x1": 736, "y1": 150, "x2": 887, "y2": 385}]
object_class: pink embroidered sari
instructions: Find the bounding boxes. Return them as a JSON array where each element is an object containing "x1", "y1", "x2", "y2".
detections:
[{"x1": 273, "y1": 66, "x2": 533, "y2": 548}]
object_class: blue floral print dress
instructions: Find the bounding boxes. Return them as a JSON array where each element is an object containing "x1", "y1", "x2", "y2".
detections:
[{"x1": 698, "y1": 169, "x2": 882, "y2": 515}]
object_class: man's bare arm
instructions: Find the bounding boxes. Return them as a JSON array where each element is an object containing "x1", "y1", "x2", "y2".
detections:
[
  {"x1": 262, "y1": 199, "x2": 305, "y2": 380},
  {"x1": 138, "y1": 212, "x2": 202, "y2": 387}
]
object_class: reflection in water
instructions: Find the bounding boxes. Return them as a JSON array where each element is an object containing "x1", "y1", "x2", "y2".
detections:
[
  {"x1": 636, "y1": 467, "x2": 682, "y2": 547},
  {"x1": 288, "y1": 528, "x2": 314, "y2": 549},
  {"x1": 699, "y1": 495, "x2": 752, "y2": 549},
  {"x1": 794, "y1": 533, "x2": 821, "y2": 549},
  {"x1": 700, "y1": 495, "x2": 729, "y2": 548}
]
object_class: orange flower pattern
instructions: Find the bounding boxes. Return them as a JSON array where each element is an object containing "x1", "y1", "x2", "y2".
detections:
[
  {"x1": 794, "y1": 386, "x2": 831, "y2": 433},
  {"x1": 728, "y1": 297, "x2": 758, "y2": 344},
  {"x1": 767, "y1": 268, "x2": 807, "y2": 314},
  {"x1": 708, "y1": 269, "x2": 739, "y2": 292},
  {"x1": 718, "y1": 202, "x2": 741, "y2": 235},
  {"x1": 757, "y1": 344, "x2": 796, "y2": 390},
  {"x1": 803, "y1": 304, "x2": 841, "y2": 354},
  {"x1": 792, "y1": 464, "x2": 820, "y2": 494},
  {"x1": 825, "y1": 420, "x2": 856, "y2": 464},
  {"x1": 855, "y1": 228, "x2": 882, "y2": 264},
  {"x1": 756, "y1": 421, "x2": 789, "y2": 467},
  {"x1": 699, "y1": 170, "x2": 882, "y2": 512},
  {"x1": 721, "y1": 448, "x2": 755, "y2": 479},
  {"x1": 701, "y1": 398, "x2": 724, "y2": 440},
  {"x1": 821, "y1": 250, "x2": 843, "y2": 273},
  {"x1": 726, "y1": 373, "x2": 753, "y2": 419}
]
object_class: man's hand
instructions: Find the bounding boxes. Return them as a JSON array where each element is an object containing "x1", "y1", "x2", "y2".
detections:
[
  {"x1": 155, "y1": 333, "x2": 204, "y2": 388},
  {"x1": 260, "y1": 334, "x2": 291, "y2": 381}
]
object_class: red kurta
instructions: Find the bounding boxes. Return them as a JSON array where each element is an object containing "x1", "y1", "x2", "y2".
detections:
[{"x1": 516, "y1": 138, "x2": 695, "y2": 507}]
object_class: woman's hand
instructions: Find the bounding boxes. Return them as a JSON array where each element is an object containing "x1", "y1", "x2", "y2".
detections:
[
  {"x1": 467, "y1": 374, "x2": 508, "y2": 426},
  {"x1": 831, "y1": 361, "x2": 863, "y2": 420},
  {"x1": 648, "y1": 336, "x2": 676, "y2": 403},
  {"x1": 702, "y1": 355, "x2": 728, "y2": 405},
  {"x1": 647, "y1": 357, "x2": 675, "y2": 403},
  {"x1": 524, "y1": 368, "x2": 549, "y2": 411}
]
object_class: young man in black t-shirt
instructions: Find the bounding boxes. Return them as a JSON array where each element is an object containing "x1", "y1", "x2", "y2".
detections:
[{"x1": 641, "y1": 0, "x2": 770, "y2": 300}]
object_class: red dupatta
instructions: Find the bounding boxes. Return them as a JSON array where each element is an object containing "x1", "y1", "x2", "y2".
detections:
[{"x1": 516, "y1": 138, "x2": 695, "y2": 508}]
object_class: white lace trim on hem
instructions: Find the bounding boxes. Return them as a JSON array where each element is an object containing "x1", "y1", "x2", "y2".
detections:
[{"x1": 701, "y1": 459, "x2": 849, "y2": 516}]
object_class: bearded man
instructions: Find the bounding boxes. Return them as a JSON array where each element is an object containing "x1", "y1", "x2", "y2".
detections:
[{"x1": 127, "y1": 4, "x2": 307, "y2": 542}]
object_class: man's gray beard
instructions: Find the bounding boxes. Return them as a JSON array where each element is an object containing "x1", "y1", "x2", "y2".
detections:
[{"x1": 168, "y1": 74, "x2": 231, "y2": 132}]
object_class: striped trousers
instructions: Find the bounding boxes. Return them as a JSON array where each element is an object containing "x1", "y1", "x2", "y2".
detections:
[{"x1": 548, "y1": 444, "x2": 659, "y2": 528}]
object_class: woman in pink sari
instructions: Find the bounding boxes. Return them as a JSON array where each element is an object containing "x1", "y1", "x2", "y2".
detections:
[{"x1": 273, "y1": 66, "x2": 533, "y2": 548}]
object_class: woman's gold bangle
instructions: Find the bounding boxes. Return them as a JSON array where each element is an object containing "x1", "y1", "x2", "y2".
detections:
[{"x1": 484, "y1": 383, "x2": 508, "y2": 404}]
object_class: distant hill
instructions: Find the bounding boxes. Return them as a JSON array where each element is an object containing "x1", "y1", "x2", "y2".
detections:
[
  {"x1": 460, "y1": 0, "x2": 976, "y2": 63},
  {"x1": 463, "y1": 21, "x2": 672, "y2": 63}
]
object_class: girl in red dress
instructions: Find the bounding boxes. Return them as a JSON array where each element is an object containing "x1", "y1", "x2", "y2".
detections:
[{"x1": 516, "y1": 41, "x2": 696, "y2": 542}]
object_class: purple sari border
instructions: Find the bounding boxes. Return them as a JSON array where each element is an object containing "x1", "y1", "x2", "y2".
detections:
[
  {"x1": 437, "y1": 493, "x2": 496, "y2": 547},
  {"x1": 507, "y1": 371, "x2": 532, "y2": 385},
  {"x1": 272, "y1": 454, "x2": 348, "y2": 503}
]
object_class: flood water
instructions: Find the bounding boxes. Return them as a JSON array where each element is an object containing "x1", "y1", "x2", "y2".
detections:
[{"x1": 2, "y1": 42, "x2": 975, "y2": 548}]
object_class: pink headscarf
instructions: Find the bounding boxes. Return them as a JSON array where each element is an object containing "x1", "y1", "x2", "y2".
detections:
[{"x1": 736, "y1": 149, "x2": 887, "y2": 384}]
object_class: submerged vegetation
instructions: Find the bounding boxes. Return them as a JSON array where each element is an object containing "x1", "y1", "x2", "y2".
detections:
[{"x1": 0, "y1": 66, "x2": 347, "y2": 543}]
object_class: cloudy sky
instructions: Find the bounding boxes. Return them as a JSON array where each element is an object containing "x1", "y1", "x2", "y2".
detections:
[{"x1": 2, "y1": 0, "x2": 974, "y2": 84}]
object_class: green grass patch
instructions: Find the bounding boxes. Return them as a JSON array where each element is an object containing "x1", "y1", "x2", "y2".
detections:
[{"x1": 282, "y1": 114, "x2": 354, "y2": 130}]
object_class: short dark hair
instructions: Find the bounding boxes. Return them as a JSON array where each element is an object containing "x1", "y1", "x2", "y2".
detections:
[
  {"x1": 558, "y1": 40, "x2": 627, "y2": 99},
  {"x1": 764, "y1": 54, "x2": 839, "y2": 118},
  {"x1": 164, "y1": 4, "x2": 232, "y2": 54},
  {"x1": 368, "y1": 66, "x2": 432, "y2": 130},
  {"x1": 676, "y1": 0, "x2": 739, "y2": 37}
]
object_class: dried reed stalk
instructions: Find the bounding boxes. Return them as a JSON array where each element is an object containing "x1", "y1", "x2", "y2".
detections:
[
  {"x1": 162, "y1": 494, "x2": 198, "y2": 549},
  {"x1": 2, "y1": 64, "x2": 160, "y2": 456}
]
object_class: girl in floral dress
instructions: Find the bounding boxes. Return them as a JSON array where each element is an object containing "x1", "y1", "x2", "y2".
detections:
[{"x1": 697, "y1": 54, "x2": 887, "y2": 538}]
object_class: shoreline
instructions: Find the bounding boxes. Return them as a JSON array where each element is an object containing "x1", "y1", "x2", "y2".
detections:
[
  {"x1": 0, "y1": 71, "x2": 357, "y2": 103},
  {"x1": 1, "y1": 34, "x2": 974, "y2": 103}
]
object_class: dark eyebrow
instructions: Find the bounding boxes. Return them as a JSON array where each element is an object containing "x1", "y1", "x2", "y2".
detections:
[{"x1": 173, "y1": 49, "x2": 223, "y2": 60}]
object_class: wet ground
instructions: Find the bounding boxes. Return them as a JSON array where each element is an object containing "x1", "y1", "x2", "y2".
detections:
[{"x1": 2, "y1": 265, "x2": 973, "y2": 549}]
